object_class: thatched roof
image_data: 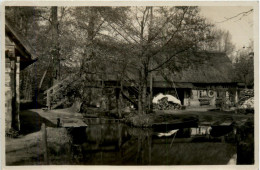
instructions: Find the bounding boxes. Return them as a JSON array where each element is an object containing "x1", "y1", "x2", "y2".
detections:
[
  {"x1": 153, "y1": 51, "x2": 236, "y2": 84},
  {"x1": 103, "y1": 51, "x2": 236, "y2": 85},
  {"x1": 75, "y1": 37, "x2": 237, "y2": 86}
]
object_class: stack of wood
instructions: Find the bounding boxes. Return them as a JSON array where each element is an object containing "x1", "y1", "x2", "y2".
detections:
[
  {"x1": 238, "y1": 89, "x2": 254, "y2": 106},
  {"x1": 154, "y1": 97, "x2": 182, "y2": 110},
  {"x1": 240, "y1": 89, "x2": 254, "y2": 98}
]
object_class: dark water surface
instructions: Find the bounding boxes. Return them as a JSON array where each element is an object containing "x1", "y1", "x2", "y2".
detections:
[{"x1": 66, "y1": 118, "x2": 250, "y2": 165}]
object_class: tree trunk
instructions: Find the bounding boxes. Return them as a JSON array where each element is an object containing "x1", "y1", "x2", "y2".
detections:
[
  {"x1": 38, "y1": 57, "x2": 52, "y2": 90},
  {"x1": 88, "y1": 88, "x2": 92, "y2": 105},
  {"x1": 84, "y1": 7, "x2": 97, "y2": 105},
  {"x1": 116, "y1": 88, "x2": 122, "y2": 118},
  {"x1": 142, "y1": 79, "x2": 147, "y2": 114},
  {"x1": 244, "y1": 75, "x2": 248, "y2": 89},
  {"x1": 138, "y1": 84, "x2": 143, "y2": 115},
  {"x1": 24, "y1": 71, "x2": 30, "y2": 100},
  {"x1": 138, "y1": 69, "x2": 143, "y2": 115},
  {"x1": 107, "y1": 94, "x2": 111, "y2": 111},
  {"x1": 149, "y1": 72, "x2": 153, "y2": 112},
  {"x1": 51, "y1": 7, "x2": 60, "y2": 86},
  {"x1": 38, "y1": 70, "x2": 48, "y2": 90},
  {"x1": 118, "y1": 91, "x2": 122, "y2": 118},
  {"x1": 141, "y1": 66, "x2": 149, "y2": 114},
  {"x1": 119, "y1": 82, "x2": 123, "y2": 118}
]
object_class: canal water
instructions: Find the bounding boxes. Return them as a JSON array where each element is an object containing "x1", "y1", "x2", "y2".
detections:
[{"x1": 66, "y1": 117, "x2": 252, "y2": 165}]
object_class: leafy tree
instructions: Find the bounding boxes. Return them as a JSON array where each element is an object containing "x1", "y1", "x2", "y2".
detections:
[
  {"x1": 234, "y1": 41, "x2": 254, "y2": 88},
  {"x1": 6, "y1": 7, "x2": 47, "y2": 100},
  {"x1": 101, "y1": 7, "x2": 213, "y2": 114},
  {"x1": 6, "y1": 7, "x2": 81, "y2": 101}
]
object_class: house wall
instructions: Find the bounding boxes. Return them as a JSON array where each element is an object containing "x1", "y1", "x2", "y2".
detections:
[
  {"x1": 189, "y1": 90, "x2": 201, "y2": 106},
  {"x1": 5, "y1": 36, "x2": 20, "y2": 132},
  {"x1": 152, "y1": 88, "x2": 218, "y2": 107},
  {"x1": 183, "y1": 88, "x2": 238, "y2": 108},
  {"x1": 5, "y1": 57, "x2": 13, "y2": 131},
  {"x1": 184, "y1": 89, "x2": 217, "y2": 107},
  {"x1": 15, "y1": 57, "x2": 20, "y2": 130}
]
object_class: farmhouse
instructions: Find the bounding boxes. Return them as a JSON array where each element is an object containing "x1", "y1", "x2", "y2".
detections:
[
  {"x1": 5, "y1": 19, "x2": 37, "y2": 132},
  {"x1": 152, "y1": 51, "x2": 239, "y2": 107}
]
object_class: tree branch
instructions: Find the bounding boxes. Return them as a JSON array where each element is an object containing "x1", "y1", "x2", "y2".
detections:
[
  {"x1": 216, "y1": 9, "x2": 253, "y2": 23},
  {"x1": 148, "y1": 47, "x2": 191, "y2": 72},
  {"x1": 146, "y1": 8, "x2": 188, "y2": 58}
]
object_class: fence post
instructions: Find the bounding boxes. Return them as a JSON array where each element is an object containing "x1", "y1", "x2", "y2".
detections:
[
  {"x1": 47, "y1": 90, "x2": 51, "y2": 110},
  {"x1": 41, "y1": 123, "x2": 48, "y2": 164}
]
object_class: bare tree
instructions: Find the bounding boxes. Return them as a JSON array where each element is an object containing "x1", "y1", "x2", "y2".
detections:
[{"x1": 101, "y1": 6, "x2": 213, "y2": 114}]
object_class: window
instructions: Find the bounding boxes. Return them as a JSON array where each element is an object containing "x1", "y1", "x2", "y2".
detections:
[{"x1": 199, "y1": 90, "x2": 208, "y2": 98}]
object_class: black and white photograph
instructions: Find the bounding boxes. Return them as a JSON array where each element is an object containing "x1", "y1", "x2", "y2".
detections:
[{"x1": 2, "y1": 1, "x2": 258, "y2": 168}]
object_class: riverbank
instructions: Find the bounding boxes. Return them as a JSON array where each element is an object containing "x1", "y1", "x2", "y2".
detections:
[
  {"x1": 16, "y1": 107, "x2": 254, "y2": 134},
  {"x1": 5, "y1": 108, "x2": 87, "y2": 165},
  {"x1": 5, "y1": 107, "x2": 254, "y2": 165},
  {"x1": 5, "y1": 127, "x2": 72, "y2": 165},
  {"x1": 123, "y1": 108, "x2": 253, "y2": 128}
]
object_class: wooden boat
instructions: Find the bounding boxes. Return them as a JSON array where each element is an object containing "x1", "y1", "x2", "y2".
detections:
[
  {"x1": 210, "y1": 119, "x2": 234, "y2": 137},
  {"x1": 152, "y1": 117, "x2": 199, "y2": 132}
]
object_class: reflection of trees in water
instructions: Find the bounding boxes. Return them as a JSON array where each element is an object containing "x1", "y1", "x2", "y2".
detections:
[
  {"x1": 67, "y1": 120, "x2": 254, "y2": 165},
  {"x1": 69, "y1": 123, "x2": 130, "y2": 164},
  {"x1": 236, "y1": 119, "x2": 254, "y2": 164},
  {"x1": 132, "y1": 127, "x2": 192, "y2": 165},
  {"x1": 126, "y1": 127, "x2": 153, "y2": 165}
]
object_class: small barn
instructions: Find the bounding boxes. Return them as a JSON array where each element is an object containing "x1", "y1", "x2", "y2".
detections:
[
  {"x1": 5, "y1": 19, "x2": 37, "y2": 132},
  {"x1": 152, "y1": 51, "x2": 239, "y2": 107}
]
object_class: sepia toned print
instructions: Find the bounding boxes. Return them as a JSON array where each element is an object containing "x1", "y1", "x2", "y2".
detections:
[{"x1": 2, "y1": 2, "x2": 258, "y2": 168}]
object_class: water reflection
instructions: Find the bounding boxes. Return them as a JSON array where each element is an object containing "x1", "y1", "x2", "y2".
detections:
[
  {"x1": 66, "y1": 118, "x2": 253, "y2": 165},
  {"x1": 191, "y1": 126, "x2": 211, "y2": 136}
]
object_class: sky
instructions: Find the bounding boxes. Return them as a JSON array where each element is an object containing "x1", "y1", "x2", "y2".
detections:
[{"x1": 200, "y1": 6, "x2": 254, "y2": 51}]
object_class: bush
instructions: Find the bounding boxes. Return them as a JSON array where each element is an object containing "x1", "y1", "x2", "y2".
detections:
[{"x1": 125, "y1": 114, "x2": 155, "y2": 127}]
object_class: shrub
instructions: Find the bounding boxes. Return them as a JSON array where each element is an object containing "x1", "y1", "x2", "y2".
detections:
[{"x1": 125, "y1": 114, "x2": 155, "y2": 127}]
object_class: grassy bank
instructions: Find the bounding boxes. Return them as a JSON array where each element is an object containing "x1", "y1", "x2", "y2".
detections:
[
  {"x1": 6, "y1": 127, "x2": 72, "y2": 165},
  {"x1": 123, "y1": 108, "x2": 254, "y2": 128},
  {"x1": 123, "y1": 112, "x2": 199, "y2": 128}
]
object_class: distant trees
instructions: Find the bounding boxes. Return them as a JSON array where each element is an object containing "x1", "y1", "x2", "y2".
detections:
[
  {"x1": 200, "y1": 28, "x2": 236, "y2": 60},
  {"x1": 234, "y1": 41, "x2": 254, "y2": 88}
]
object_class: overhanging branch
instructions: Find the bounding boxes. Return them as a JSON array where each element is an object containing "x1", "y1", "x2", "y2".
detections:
[{"x1": 216, "y1": 9, "x2": 253, "y2": 23}]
